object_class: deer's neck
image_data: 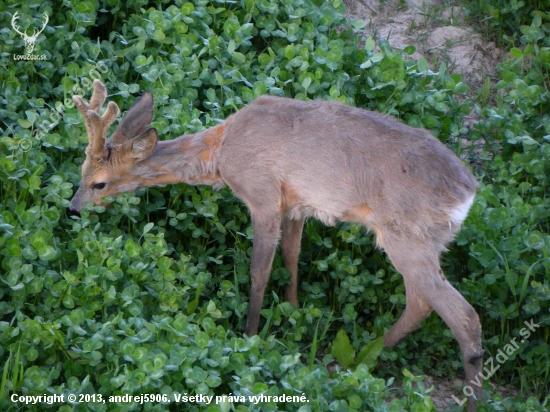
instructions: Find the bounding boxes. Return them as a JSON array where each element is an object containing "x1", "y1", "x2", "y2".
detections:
[{"x1": 132, "y1": 122, "x2": 229, "y2": 189}]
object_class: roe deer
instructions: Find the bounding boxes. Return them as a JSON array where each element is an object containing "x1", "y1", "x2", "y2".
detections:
[{"x1": 69, "y1": 80, "x2": 483, "y2": 411}]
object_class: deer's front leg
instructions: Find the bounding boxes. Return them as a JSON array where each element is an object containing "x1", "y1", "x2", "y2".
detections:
[{"x1": 244, "y1": 212, "x2": 282, "y2": 336}]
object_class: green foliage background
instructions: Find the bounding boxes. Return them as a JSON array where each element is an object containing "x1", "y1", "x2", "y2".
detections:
[{"x1": 0, "y1": 0, "x2": 549, "y2": 410}]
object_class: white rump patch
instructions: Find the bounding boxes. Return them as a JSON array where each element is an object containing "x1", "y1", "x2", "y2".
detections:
[{"x1": 449, "y1": 193, "x2": 475, "y2": 225}]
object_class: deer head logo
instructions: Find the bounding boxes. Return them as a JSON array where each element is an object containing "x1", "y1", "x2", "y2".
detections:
[{"x1": 11, "y1": 11, "x2": 49, "y2": 55}]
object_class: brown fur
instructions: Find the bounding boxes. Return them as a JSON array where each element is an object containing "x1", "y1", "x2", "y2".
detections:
[
  {"x1": 203, "y1": 123, "x2": 226, "y2": 149},
  {"x1": 342, "y1": 204, "x2": 374, "y2": 223},
  {"x1": 69, "y1": 81, "x2": 483, "y2": 411}
]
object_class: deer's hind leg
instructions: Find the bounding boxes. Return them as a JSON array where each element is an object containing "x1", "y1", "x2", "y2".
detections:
[
  {"x1": 383, "y1": 274, "x2": 433, "y2": 347},
  {"x1": 382, "y1": 237, "x2": 483, "y2": 411}
]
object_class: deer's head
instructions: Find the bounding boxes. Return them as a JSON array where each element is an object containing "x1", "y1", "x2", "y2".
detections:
[{"x1": 68, "y1": 80, "x2": 158, "y2": 214}]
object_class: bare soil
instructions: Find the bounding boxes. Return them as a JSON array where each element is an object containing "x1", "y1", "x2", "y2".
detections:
[{"x1": 343, "y1": 0, "x2": 503, "y2": 86}]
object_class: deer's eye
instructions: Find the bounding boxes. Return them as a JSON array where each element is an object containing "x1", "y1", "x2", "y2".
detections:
[{"x1": 93, "y1": 182, "x2": 106, "y2": 190}]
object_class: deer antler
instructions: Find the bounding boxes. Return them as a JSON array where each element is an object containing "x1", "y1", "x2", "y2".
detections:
[
  {"x1": 33, "y1": 13, "x2": 49, "y2": 39},
  {"x1": 73, "y1": 80, "x2": 120, "y2": 159},
  {"x1": 11, "y1": 11, "x2": 26, "y2": 38},
  {"x1": 11, "y1": 11, "x2": 48, "y2": 40}
]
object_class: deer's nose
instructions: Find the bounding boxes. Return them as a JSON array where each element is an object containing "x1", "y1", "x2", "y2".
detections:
[{"x1": 66, "y1": 207, "x2": 80, "y2": 218}]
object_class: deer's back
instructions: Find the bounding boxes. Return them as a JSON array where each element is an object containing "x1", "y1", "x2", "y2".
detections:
[{"x1": 218, "y1": 96, "x2": 477, "y2": 244}]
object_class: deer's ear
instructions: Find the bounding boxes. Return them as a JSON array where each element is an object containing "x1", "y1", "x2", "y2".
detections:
[
  {"x1": 111, "y1": 92, "x2": 154, "y2": 144},
  {"x1": 130, "y1": 128, "x2": 158, "y2": 161}
]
